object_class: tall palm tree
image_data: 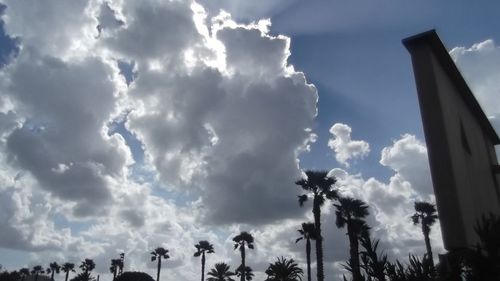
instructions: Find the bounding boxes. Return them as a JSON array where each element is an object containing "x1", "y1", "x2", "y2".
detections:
[
  {"x1": 295, "y1": 223, "x2": 316, "y2": 281},
  {"x1": 411, "y1": 201, "x2": 438, "y2": 269},
  {"x1": 47, "y1": 262, "x2": 60, "y2": 281},
  {"x1": 19, "y1": 268, "x2": 30, "y2": 281},
  {"x1": 295, "y1": 170, "x2": 337, "y2": 281},
  {"x1": 207, "y1": 263, "x2": 235, "y2": 281},
  {"x1": 61, "y1": 263, "x2": 75, "y2": 281},
  {"x1": 235, "y1": 266, "x2": 254, "y2": 281},
  {"x1": 150, "y1": 247, "x2": 170, "y2": 281},
  {"x1": 194, "y1": 240, "x2": 215, "y2": 281},
  {"x1": 334, "y1": 197, "x2": 370, "y2": 281},
  {"x1": 233, "y1": 232, "x2": 254, "y2": 281},
  {"x1": 109, "y1": 259, "x2": 121, "y2": 281},
  {"x1": 265, "y1": 257, "x2": 303, "y2": 281},
  {"x1": 31, "y1": 265, "x2": 44, "y2": 281}
]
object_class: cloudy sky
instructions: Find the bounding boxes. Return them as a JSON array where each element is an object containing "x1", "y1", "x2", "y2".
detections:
[{"x1": 0, "y1": 0, "x2": 499, "y2": 280}]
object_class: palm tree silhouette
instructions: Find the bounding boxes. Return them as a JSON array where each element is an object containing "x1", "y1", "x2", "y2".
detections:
[
  {"x1": 235, "y1": 266, "x2": 254, "y2": 281},
  {"x1": 110, "y1": 259, "x2": 121, "y2": 281},
  {"x1": 358, "y1": 234, "x2": 388, "y2": 281},
  {"x1": 194, "y1": 240, "x2": 215, "y2": 281},
  {"x1": 19, "y1": 268, "x2": 30, "y2": 281},
  {"x1": 295, "y1": 222, "x2": 316, "y2": 281},
  {"x1": 31, "y1": 265, "x2": 45, "y2": 281},
  {"x1": 295, "y1": 170, "x2": 337, "y2": 281},
  {"x1": 61, "y1": 263, "x2": 75, "y2": 281},
  {"x1": 118, "y1": 253, "x2": 125, "y2": 275},
  {"x1": 207, "y1": 263, "x2": 235, "y2": 281},
  {"x1": 233, "y1": 232, "x2": 254, "y2": 281},
  {"x1": 79, "y1": 259, "x2": 95, "y2": 275},
  {"x1": 150, "y1": 247, "x2": 169, "y2": 281},
  {"x1": 411, "y1": 201, "x2": 438, "y2": 269},
  {"x1": 47, "y1": 262, "x2": 60, "y2": 281},
  {"x1": 264, "y1": 257, "x2": 303, "y2": 281},
  {"x1": 334, "y1": 197, "x2": 370, "y2": 281}
]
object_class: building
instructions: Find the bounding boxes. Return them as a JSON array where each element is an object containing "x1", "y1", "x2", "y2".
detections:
[{"x1": 403, "y1": 30, "x2": 500, "y2": 250}]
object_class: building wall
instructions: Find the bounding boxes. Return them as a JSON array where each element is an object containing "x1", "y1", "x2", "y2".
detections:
[
  {"x1": 406, "y1": 36, "x2": 500, "y2": 250},
  {"x1": 429, "y1": 49, "x2": 500, "y2": 247}
]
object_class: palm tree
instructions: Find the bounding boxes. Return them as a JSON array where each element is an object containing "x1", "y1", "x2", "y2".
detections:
[
  {"x1": 295, "y1": 223, "x2": 316, "y2": 281},
  {"x1": 334, "y1": 197, "x2": 370, "y2": 281},
  {"x1": 295, "y1": 170, "x2": 337, "y2": 281},
  {"x1": 207, "y1": 263, "x2": 235, "y2": 281},
  {"x1": 47, "y1": 262, "x2": 60, "y2": 281},
  {"x1": 235, "y1": 266, "x2": 254, "y2": 281},
  {"x1": 31, "y1": 265, "x2": 45, "y2": 281},
  {"x1": 233, "y1": 232, "x2": 255, "y2": 281},
  {"x1": 61, "y1": 263, "x2": 75, "y2": 281},
  {"x1": 79, "y1": 259, "x2": 95, "y2": 275},
  {"x1": 109, "y1": 259, "x2": 121, "y2": 281},
  {"x1": 358, "y1": 230, "x2": 389, "y2": 281},
  {"x1": 118, "y1": 253, "x2": 125, "y2": 275},
  {"x1": 19, "y1": 268, "x2": 30, "y2": 281},
  {"x1": 150, "y1": 247, "x2": 169, "y2": 281},
  {"x1": 411, "y1": 201, "x2": 438, "y2": 269},
  {"x1": 265, "y1": 257, "x2": 303, "y2": 281},
  {"x1": 194, "y1": 240, "x2": 215, "y2": 281}
]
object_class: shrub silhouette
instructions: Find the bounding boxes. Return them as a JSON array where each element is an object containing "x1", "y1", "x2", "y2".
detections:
[{"x1": 115, "y1": 272, "x2": 154, "y2": 281}]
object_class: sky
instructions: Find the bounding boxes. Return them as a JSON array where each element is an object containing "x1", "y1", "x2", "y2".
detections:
[{"x1": 0, "y1": 0, "x2": 499, "y2": 280}]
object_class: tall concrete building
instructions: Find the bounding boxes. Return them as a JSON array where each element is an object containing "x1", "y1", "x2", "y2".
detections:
[{"x1": 403, "y1": 30, "x2": 500, "y2": 250}]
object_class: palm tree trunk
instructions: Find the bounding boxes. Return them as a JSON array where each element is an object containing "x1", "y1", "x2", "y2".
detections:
[
  {"x1": 201, "y1": 252, "x2": 205, "y2": 281},
  {"x1": 347, "y1": 223, "x2": 362, "y2": 281},
  {"x1": 35, "y1": 274, "x2": 39, "y2": 281},
  {"x1": 65, "y1": 272, "x2": 69, "y2": 281},
  {"x1": 51, "y1": 271, "x2": 55, "y2": 281},
  {"x1": 422, "y1": 226, "x2": 434, "y2": 269},
  {"x1": 157, "y1": 257, "x2": 161, "y2": 281},
  {"x1": 240, "y1": 245, "x2": 246, "y2": 281},
  {"x1": 306, "y1": 238, "x2": 311, "y2": 281},
  {"x1": 113, "y1": 268, "x2": 117, "y2": 281},
  {"x1": 313, "y1": 196, "x2": 324, "y2": 281}
]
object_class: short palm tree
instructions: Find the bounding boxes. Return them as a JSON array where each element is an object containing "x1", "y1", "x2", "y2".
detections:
[
  {"x1": 194, "y1": 240, "x2": 215, "y2": 281},
  {"x1": 110, "y1": 259, "x2": 121, "y2": 281},
  {"x1": 207, "y1": 263, "x2": 235, "y2": 281},
  {"x1": 235, "y1": 266, "x2": 254, "y2": 281},
  {"x1": 47, "y1": 262, "x2": 60, "y2": 281},
  {"x1": 411, "y1": 201, "x2": 438, "y2": 269},
  {"x1": 295, "y1": 223, "x2": 316, "y2": 281},
  {"x1": 150, "y1": 247, "x2": 170, "y2": 281},
  {"x1": 295, "y1": 170, "x2": 337, "y2": 281},
  {"x1": 61, "y1": 263, "x2": 75, "y2": 281},
  {"x1": 233, "y1": 232, "x2": 255, "y2": 281},
  {"x1": 265, "y1": 257, "x2": 303, "y2": 281},
  {"x1": 334, "y1": 197, "x2": 370, "y2": 281},
  {"x1": 19, "y1": 268, "x2": 30, "y2": 281},
  {"x1": 31, "y1": 265, "x2": 45, "y2": 281},
  {"x1": 118, "y1": 253, "x2": 125, "y2": 275},
  {"x1": 79, "y1": 259, "x2": 95, "y2": 275}
]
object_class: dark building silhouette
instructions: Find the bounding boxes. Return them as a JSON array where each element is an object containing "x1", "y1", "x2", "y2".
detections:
[{"x1": 403, "y1": 30, "x2": 500, "y2": 250}]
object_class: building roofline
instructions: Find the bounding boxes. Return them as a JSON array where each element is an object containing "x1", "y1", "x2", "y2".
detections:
[{"x1": 403, "y1": 29, "x2": 500, "y2": 145}]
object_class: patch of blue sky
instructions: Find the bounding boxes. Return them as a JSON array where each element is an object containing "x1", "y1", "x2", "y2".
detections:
[
  {"x1": 0, "y1": 4, "x2": 20, "y2": 68},
  {"x1": 53, "y1": 213, "x2": 95, "y2": 235},
  {"x1": 108, "y1": 117, "x2": 145, "y2": 164},
  {"x1": 117, "y1": 60, "x2": 137, "y2": 86},
  {"x1": 0, "y1": 249, "x2": 30, "y2": 269}
]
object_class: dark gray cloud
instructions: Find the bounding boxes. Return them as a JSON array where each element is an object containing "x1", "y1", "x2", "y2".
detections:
[{"x1": 2, "y1": 51, "x2": 130, "y2": 217}]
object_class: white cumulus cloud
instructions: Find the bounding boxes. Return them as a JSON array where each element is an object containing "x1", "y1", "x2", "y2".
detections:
[{"x1": 328, "y1": 123, "x2": 370, "y2": 167}]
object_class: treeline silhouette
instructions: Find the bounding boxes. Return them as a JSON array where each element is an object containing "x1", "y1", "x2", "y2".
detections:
[{"x1": 1, "y1": 170, "x2": 499, "y2": 281}]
